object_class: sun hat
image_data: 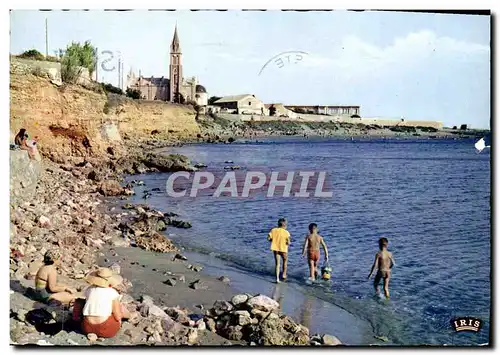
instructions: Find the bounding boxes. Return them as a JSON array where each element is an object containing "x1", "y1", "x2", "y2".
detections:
[{"x1": 85, "y1": 267, "x2": 123, "y2": 288}]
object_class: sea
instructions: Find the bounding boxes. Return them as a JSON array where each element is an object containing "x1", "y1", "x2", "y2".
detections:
[{"x1": 125, "y1": 137, "x2": 491, "y2": 346}]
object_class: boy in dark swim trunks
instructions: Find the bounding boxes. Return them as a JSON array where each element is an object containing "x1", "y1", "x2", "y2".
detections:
[
  {"x1": 368, "y1": 237, "x2": 395, "y2": 298},
  {"x1": 302, "y1": 223, "x2": 329, "y2": 281}
]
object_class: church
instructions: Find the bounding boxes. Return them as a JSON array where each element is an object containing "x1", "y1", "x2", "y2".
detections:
[{"x1": 126, "y1": 25, "x2": 208, "y2": 106}]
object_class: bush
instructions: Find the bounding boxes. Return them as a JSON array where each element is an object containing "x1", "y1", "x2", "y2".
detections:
[
  {"x1": 101, "y1": 83, "x2": 124, "y2": 95},
  {"x1": 31, "y1": 67, "x2": 46, "y2": 78},
  {"x1": 351, "y1": 114, "x2": 361, "y2": 118},
  {"x1": 18, "y1": 49, "x2": 45, "y2": 61},
  {"x1": 126, "y1": 88, "x2": 141, "y2": 99},
  {"x1": 174, "y1": 92, "x2": 185, "y2": 104},
  {"x1": 460, "y1": 124, "x2": 468, "y2": 130},
  {"x1": 60, "y1": 41, "x2": 97, "y2": 83},
  {"x1": 452, "y1": 126, "x2": 457, "y2": 130}
]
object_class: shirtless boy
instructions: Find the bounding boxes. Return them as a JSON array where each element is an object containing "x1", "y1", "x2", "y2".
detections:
[
  {"x1": 302, "y1": 223, "x2": 329, "y2": 281},
  {"x1": 268, "y1": 218, "x2": 291, "y2": 283},
  {"x1": 368, "y1": 237, "x2": 395, "y2": 298}
]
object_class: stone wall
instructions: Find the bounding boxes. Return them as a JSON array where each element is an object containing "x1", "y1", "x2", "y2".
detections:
[{"x1": 10, "y1": 150, "x2": 42, "y2": 207}]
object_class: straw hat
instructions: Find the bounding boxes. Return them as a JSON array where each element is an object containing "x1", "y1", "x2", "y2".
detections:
[{"x1": 85, "y1": 267, "x2": 123, "y2": 288}]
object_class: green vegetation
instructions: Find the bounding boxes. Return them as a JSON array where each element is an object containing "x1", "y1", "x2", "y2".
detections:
[
  {"x1": 126, "y1": 88, "x2": 141, "y2": 99},
  {"x1": 60, "y1": 41, "x2": 97, "y2": 83},
  {"x1": 18, "y1": 49, "x2": 45, "y2": 61}
]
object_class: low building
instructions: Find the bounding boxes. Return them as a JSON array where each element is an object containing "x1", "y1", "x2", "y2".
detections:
[
  {"x1": 286, "y1": 105, "x2": 360, "y2": 116},
  {"x1": 212, "y1": 94, "x2": 265, "y2": 115}
]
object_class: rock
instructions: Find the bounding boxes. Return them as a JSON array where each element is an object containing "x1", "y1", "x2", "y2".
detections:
[
  {"x1": 98, "y1": 180, "x2": 124, "y2": 196},
  {"x1": 187, "y1": 328, "x2": 198, "y2": 344},
  {"x1": 189, "y1": 279, "x2": 207, "y2": 290},
  {"x1": 122, "y1": 203, "x2": 134, "y2": 209},
  {"x1": 38, "y1": 215, "x2": 50, "y2": 228},
  {"x1": 164, "y1": 307, "x2": 190, "y2": 324},
  {"x1": 247, "y1": 295, "x2": 280, "y2": 312},
  {"x1": 322, "y1": 334, "x2": 342, "y2": 345},
  {"x1": 218, "y1": 276, "x2": 230, "y2": 283},
  {"x1": 233, "y1": 310, "x2": 252, "y2": 326},
  {"x1": 205, "y1": 317, "x2": 216, "y2": 333},
  {"x1": 231, "y1": 294, "x2": 248, "y2": 306},
  {"x1": 225, "y1": 325, "x2": 244, "y2": 341},
  {"x1": 135, "y1": 231, "x2": 177, "y2": 253},
  {"x1": 196, "y1": 319, "x2": 206, "y2": 331},
  {"x1": 168, "y1": 219, "x2": 192, "y2": 229},
  {"x1": 87, "y1": 333, "x2": 98, "y2": 342},
  {"x1": 178, "y1": 275, "x2": 186, "y2": 283},
  {"x1": 193, "y1": 265, "x2": 202, "y2": 272},
  {"x1": 142, "y1": 153, "x2": 195, "y2": 173},
  {"x1": 164, "y1": 278, "x2": 177, "y2": 287},
  {"x1": 212, "y1": 300, "x2": 233, "y2": 315},
  {"x1": 109, "y1": 263, "x2": 121, "y2": 275}
]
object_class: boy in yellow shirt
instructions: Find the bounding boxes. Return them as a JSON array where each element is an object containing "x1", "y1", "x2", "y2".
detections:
[{"x1": 268, "y1": 218, "x2": 291, "y2": 283}]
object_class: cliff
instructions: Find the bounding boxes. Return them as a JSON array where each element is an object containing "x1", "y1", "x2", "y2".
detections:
[{"x1": 9, "y1": 71, "x2": 200, "y2": 160}]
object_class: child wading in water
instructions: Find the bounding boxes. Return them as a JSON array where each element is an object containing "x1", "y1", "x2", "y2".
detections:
[
  {"x1": 268, "y1": 218, "x2": 291, "y2": 283},
  {"x1": 302, "y1": 223, "x2": 329, "y2": 281},
  {"x1": 368, "y1": 237, "x2": 395, "y2": 298}
]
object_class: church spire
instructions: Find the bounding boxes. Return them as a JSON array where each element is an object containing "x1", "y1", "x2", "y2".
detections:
[{"x1": 170, "y1": 23, "x2": 181, "y2": 53}]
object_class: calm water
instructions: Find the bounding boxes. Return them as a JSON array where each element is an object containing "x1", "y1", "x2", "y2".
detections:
[{"x1": 127, "y1": 138, "x2": 491, "y2": 345}]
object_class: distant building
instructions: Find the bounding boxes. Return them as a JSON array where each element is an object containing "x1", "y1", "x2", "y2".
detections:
[
  {"x1": 126, "y1": 25, "x2": 208, "y2": 107},
  {"x1": 285, "y1": 105, "x2": 360, "y2": 116},
  {"x1": 212, "y1": 94, "x2": 265, "y2": 115}
]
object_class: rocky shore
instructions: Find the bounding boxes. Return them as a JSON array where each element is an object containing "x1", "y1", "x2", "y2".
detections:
[{"x1": 9, "y1": 141, "x2": 343, "y2": 346}]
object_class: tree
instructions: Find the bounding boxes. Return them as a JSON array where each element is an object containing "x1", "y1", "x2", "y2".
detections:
[
  {"x1": 60, "y1": 41, "x2": 97, "y2": 83},
  {"x1": 460, "y1": 124, "x2": 468, "y2": 130},
  {"x1": 126, "y1": 88, "x2": 141, "y2": 99},
  {"x1": 452, "y1": 126, "x2": 457, "y2": 130},
  {"x1": 208, "y1": 96, "x2": 222, "y2": 105},
  {"x1": 174, "y1": 92, "x2": 185, "y2": 104},
  {"x1": 269, "y1": 105, "x2": 277, "y2": 116}
]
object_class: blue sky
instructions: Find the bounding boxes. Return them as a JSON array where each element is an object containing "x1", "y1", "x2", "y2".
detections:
[{"x1": 10, "y1": 10, "x2": 490, "y2": 128}]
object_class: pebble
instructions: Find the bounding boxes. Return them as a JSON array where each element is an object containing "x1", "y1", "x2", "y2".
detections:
[
  {"x1": 164, "y1": 278, "x2": 177, "y2": 286},
  {"x1": 218, "y1": 276, "x2": 230, "y2": 283},
  {"x1": 87, "y1": 333, "x2": 98, "y2": 342}
]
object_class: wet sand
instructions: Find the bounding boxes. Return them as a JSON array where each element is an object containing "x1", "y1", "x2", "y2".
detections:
[{"x1": 102, "y1": 246, "x2": 376, "y2": 345}]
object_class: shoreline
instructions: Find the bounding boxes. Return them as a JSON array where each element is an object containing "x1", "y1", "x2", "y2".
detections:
[{"x1": 9, "y1": 137, "x2": 354, "y2": 346}]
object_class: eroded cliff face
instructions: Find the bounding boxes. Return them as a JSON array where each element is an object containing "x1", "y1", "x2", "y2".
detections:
[{"x1": 9, "y1": 73, "x2": 200, "y2": 159}]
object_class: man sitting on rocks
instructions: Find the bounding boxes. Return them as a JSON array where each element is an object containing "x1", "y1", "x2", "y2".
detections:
[
  {"x1": 33, "y1": 250, "x2": 77, "y2": 305},
  {"x1": 81, "y1": 268, "x2": 131, "y2": 338}
]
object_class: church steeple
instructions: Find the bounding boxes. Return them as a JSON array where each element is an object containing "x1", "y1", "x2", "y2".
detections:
[
  {"x1": 169, "y1": 23, "x2": 183, "y2": 102},
  {"x1": 170, "y1": 23, "x2": 181, "y2": 53}
]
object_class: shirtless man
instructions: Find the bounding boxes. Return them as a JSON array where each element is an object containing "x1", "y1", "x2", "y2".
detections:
[
  {"x1": 368, "y1": 237, "x2": 395, "y2": 299},
  {"x1": 268, "y1": 218, "x2": 291, "y2": 283},
  {"x1": 302, "y1": 223, "x2": 329, "y2": 281}
]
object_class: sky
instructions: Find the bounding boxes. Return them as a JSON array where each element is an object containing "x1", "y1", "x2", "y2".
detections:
[{"x1": 10, "y1": 10, "x2": 491, "y2": 128}]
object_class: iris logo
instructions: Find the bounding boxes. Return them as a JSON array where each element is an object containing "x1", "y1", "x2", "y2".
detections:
[
  {"x1": 258, "y1": 51, "x2": 309, "y2": 76},
  {"x1": 450, "y1": 317, "x2": 482, "y2": 332}
]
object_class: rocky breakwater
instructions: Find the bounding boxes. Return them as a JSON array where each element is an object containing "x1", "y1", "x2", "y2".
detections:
[{"x1": 203, "y1": 294, "x2": 343, "y2": 346}]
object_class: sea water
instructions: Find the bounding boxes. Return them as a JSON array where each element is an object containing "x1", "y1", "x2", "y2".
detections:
[{"x1": 126, "y1": 137, "x2": 491, "y2": 345}]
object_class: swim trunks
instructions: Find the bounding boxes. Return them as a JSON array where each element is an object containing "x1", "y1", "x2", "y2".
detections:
[
  {"x1": 82, "y1": 315, "x2": 121, "y2": 338},
  {"x1": 308, "y1": 250, "x2": 320, "y2": 262}
]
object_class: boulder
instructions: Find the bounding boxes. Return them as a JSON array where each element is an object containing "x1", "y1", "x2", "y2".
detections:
[
  {"x1": 135, "y1": 232, "x2": 177, "y2": 253},
  {"x1": 233, "y1": 310, "x2": 252, "y2": 326},
  {"x1": 231, "y1": 294, "x2": 248, "y2": 306},
  {"x1": 225, "y1": 325, "x2": 244, "y2": 341},
  {"x1": 142, "y1": 153, "x2": 195, "y2": 173},
  {"x1": 322, "y1": 334, "x2": 342, "y2": 345},
  {"x1": 218, "y1": 276, "x2": 230, "y2": 283},
  {"x1": 212, "y1": 300, "x2": 233, "y2": 316},
  {"x1": 164, "y1": 278, "x2": 176, "y2": 287},
  {"x1": 98, "y1": 180, "x2": 124, "y2": 196},
  {"x1": 187, "y1": 328, "x2": 198, "y2": 344},
  {"x1": 247, "y1": 295, "x2": 280, "y2": 312}
]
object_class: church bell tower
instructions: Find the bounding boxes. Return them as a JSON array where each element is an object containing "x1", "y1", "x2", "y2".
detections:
[{"x1": 169, "y1": 24, "x2": 182, "y2": 103}]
